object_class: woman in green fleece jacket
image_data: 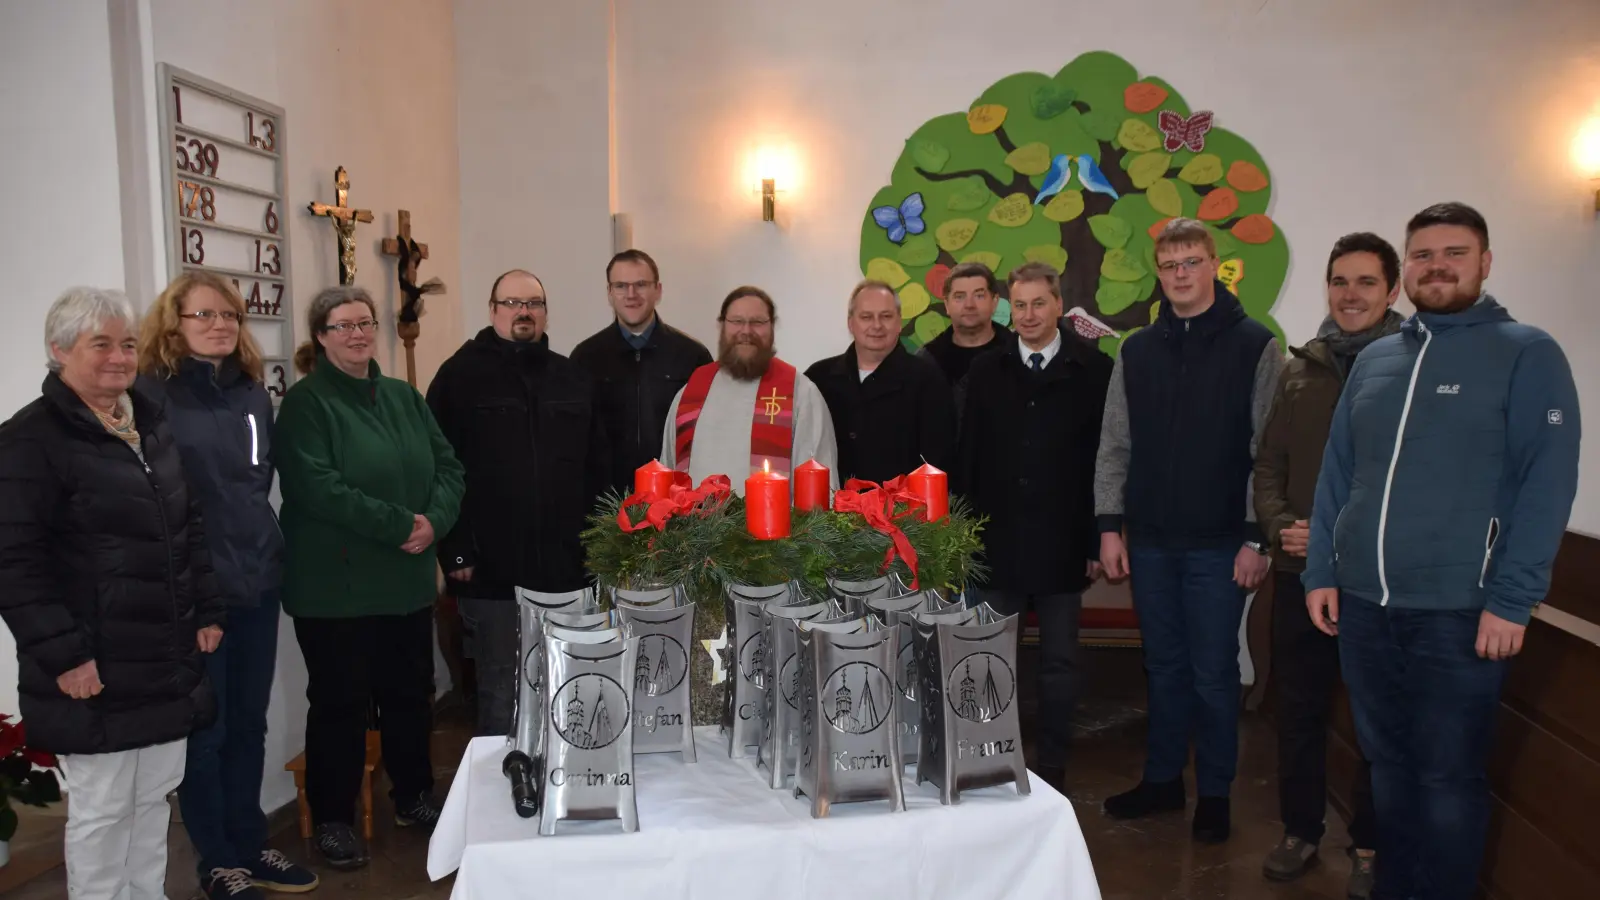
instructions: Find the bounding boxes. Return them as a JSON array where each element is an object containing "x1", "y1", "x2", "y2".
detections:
[{"x1": 275, "y1": 285, "x2": 463, "y2": 871}]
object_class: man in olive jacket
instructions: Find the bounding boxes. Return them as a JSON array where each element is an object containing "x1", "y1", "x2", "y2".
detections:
[{"x1": 1252, "y1": 233, "x2": 1403, "y2": 895}]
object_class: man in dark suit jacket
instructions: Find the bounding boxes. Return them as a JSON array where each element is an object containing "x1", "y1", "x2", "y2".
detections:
[
  {"x1": 806, "y1": 280, "x2": 955, "y2": 483},
  {"x1": 955, "y1": 262, "x2": 1112, "y2": 792}
]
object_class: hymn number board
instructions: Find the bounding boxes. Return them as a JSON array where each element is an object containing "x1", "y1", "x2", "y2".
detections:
[{"x1": 158, "y1": 66, "x2": 294, "y2": 402}]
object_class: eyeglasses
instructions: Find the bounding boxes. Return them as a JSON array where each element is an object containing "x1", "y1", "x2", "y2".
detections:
[
  {"x1": 322, "y1": 319, "x2": 379, "y2": 335},
  {"x1": 721, "y1": 317, "x2": 772, "y2": 330},
  {"x1": 493, "y1": 298, "x2": 547, "y2": 311},
  {"x1": 608, "y1": 280, "x2": 657, "y2": 295},
  {"x1": 179, "y1": 310, "x2": 241, "y2": 324},
  {"x1": 1156, "y1": 257, "x2": 1209, "y2": 274}
]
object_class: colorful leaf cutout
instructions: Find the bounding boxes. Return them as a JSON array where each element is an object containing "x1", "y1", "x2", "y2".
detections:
[
  {"x1": 1226, "y1": 160, "x2": 1269, "y2": 192},
  {"x1": 1005, "y1": 142, "x2": 1053, "y2": 177},
  {"x1": 1197, "y1": 187, "x2": 1240, "y2": 221},
  {"x1": 1024, "y1": 244, "x2": 1069, "y2": 273},
  {"x1": 991, "y1": 299, "x2": 1011, "y2": 327},
  {"x1": 899, "y1": 282, "x2": 932, "y2": 319},
  {"x1": 1178, "y1": 154, "x2": 1224, "y2": 185},
  {"x1": 1096, "y1": 281, "x2": 1141, "y2": 314},
  {"x1": 896, "y1": 234, "x2": 939, "y2": 267},
  {"x1": 1217, "y1": 259, "x2": 1244, "y2": 296},
  {"x1": 1231, "y1": 214, "x2": 1276, "y2": 245},
  {"x1": 947, "y1": 176, "x2": 990, "y2": 211},
  {"x1": 1146, "y1": 179, "x2": 1183, "y2": 217},
  {"x1": 1210, "y1": 227, "x2": 1239, "y2": 258},
  {"x1": 1088, "y1": 215, "x2": 1133, "y2": 249},
  {"x1": 914, "y1": 310, "x2": 950, "y2": 344},
  {"x1": 1117, "y1": 118, "x2": 1162, "y2": 153},
  {"x1": 1031, "y1": 83, "x2": 1077, "y2": 120},
  {"x1": 1080, "y1": 107, "x2": 1121, "y2": 142},
  {"x1": 961, "y1": 251, "x2": 1003, "y2": 272},
  {"x1": 911, "y1": 139, "x2": 950, "y2": 173},
  {"x1": 1124, "y1": 81, "x2": 1169, "y2": 114},
  {"x1": 987, "y1": 193, "x2": 1034, "y2": 228},
  {"x1": 1148, "y1": 217, "x2": 1175, "y2": 240},
  {"x1": 967, "y1": 104, "x2": 1007, "y2": 135},
  {"x1": 1042, "y1": 189, "x2": 1086, "y2": 222},
  {"x1": 1128, "y1": 152, "x2": 1173, "y2": 190},
  {"x1": 925, "y1": 263, "x2": 952, "y2": 299},
  {"x1": 936, "y1": 218, "x2": 980, "y2": 252},
  {"x1": 865, "y1": 258, "x2": 911, "y2": 289},
  {"x1": 1101, "y1": 249, "x2": 1146, "y2": 282}
]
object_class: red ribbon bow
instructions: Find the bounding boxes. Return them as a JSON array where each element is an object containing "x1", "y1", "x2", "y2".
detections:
[
  {"x1": 832, "y1": 476, "x2": 924, "y2": 588},
  {"x1": 617, "y1": 475, "x2": 733, "y2": 533}
]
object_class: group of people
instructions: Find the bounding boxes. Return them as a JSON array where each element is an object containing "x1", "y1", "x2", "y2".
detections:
[{"x1": 0, "y1": 199, "x2": 1578, "y2": 900}]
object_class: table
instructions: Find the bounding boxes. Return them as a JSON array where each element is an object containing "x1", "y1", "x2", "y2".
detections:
[{"x1": 428, "y1": 727, "x2": 1101, "y2": 899}]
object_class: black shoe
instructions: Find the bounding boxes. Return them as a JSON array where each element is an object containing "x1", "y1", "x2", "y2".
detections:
[
  {"x1": 1103, "y1": 778, "x2": 1186, "y2": 819},
  {"x1": 1192, "y1": 796, "x2": 1231, "y2": 843},
  {"x1": 313, "y1": 822, "x2": 369, "y2": 871},
  {"x1": 396, "y1": 791, "x2": 444, "y2": 832},
  {"x1": 201, "y1": 868, "x2": 264, "y2": 899},
  {"x1": 1036, "y1": 765, "x2": 1066, "y2": 793}
]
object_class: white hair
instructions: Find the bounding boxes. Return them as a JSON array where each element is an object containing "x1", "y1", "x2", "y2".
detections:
[{"x1": 44, "y1": 286, "x2": 137, "y2": 372}]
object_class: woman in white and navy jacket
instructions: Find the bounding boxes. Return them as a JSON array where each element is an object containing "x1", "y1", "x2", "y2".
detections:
[{"x1": 137, "y1": 272, "x2": 318, "y2": 899}]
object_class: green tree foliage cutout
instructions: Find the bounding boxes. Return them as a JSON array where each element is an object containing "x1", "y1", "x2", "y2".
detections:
[{"x1": 860, "y1": 52, "x2": 1288, "y2": 356}]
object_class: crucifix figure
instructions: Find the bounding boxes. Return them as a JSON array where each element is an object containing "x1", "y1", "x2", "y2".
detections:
[
  {"x1": 382, "y1": 209, "x2": 445, "y2": 387},
  {"x1": 307, "y1": 166, "x2": 374, "y2": 285}
]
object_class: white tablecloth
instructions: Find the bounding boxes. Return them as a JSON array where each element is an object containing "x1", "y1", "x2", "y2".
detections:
[{"x1": 428, "y1": 728, "x2": 1101, "y2": 899}]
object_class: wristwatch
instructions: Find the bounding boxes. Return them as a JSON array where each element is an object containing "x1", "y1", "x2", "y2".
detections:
[{"x1": 1244, "y1": 540, "x2": 1269, "y2": 556}]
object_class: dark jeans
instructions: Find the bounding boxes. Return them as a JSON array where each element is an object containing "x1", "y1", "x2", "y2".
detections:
[
  {"x1": 1272, "y1": 571, "x2": 1376, "y2": 849},
  {"x1": 971, "y1": 589, "x2": 1082, "y2": 766},
  {"x1": 294, "y1": 607, "x2": 436, "y2": 826},
  {"x1": 459, "y1": 596, "x2": 520, "y2": 738},
  {"x1": 178, "y1": 593, "x2": 280, "y2": 873},
  {"x1": 1337, "y1": 596, "x2": 1506, "y2": 900},
  {"x1": 1128, "y1": 541, "x2": 1247, "y2": 798}
]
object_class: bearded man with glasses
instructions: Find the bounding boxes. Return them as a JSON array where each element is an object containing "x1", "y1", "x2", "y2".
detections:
[
  {"x1": 424, "y1": 269, "x2": 611, "y2": 737},
  {"x1": 1094, "y1": 218, "x2": 1284, "y2": 843},
  {"x1": 661, "y1": 285, "x2": 837, "y2": 495}
]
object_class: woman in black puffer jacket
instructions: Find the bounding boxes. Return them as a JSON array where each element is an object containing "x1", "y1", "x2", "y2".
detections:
[{"x1": 0, "y1": 286, "x2": 224, "y2": 899}]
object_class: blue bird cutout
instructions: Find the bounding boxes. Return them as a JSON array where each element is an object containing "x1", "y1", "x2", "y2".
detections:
[
  {"x1": 871, "y1": 192, "x2": 926, "y2": 244},
  {"x1": 1035, "y1": 155, "x2": 1073, "y2": 205},
  {"x1": 1074, "y1": 154, "x2": 1120, "y2": 200}
]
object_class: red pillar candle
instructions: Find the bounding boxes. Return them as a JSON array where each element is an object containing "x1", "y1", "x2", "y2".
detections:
[
  {"x1": 906, "y1": 462, "x2": 949, "y2": 521},
  {"x1": 745, "y1": 460, "x2": 791, "y2": 539},
  {"x1": 635, "y1": 459, "x2": 675, "y2": 498},
  {"x1": 793, "y1": 459, "x2": 830, "y2": 512}
]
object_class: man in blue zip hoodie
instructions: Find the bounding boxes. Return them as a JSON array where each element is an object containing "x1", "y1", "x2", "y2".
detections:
[{"x1": 1303, "y1": 203, "x2": 1581, "y2": 900}]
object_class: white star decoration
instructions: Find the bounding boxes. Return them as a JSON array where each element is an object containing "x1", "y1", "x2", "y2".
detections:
[{"x1": 701, "y1": 627, "x2": 730, "y2": 685}]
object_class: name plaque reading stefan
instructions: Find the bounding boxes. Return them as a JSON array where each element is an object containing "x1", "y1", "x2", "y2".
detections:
[{"x1": 158, "y1": 65, "x2": 294, "y2": 402}]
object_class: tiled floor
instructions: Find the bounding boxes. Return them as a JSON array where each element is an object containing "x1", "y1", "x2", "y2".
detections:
[{"x1": 8, "y1": 649, "x2": 1357, "y2": 899}]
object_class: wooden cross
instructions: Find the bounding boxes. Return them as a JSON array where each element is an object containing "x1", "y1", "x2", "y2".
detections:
[
  {"x1": 383, "y1": 209, "x2": 444, "y2": 388},
  {"x1": 306, "y1": 166, "x2": 373, "y2": 285}
]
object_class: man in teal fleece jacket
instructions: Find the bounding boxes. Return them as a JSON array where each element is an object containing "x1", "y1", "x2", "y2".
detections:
[{"x1": 1302, "y1": 203, "x2": 1580, "y2": 900}]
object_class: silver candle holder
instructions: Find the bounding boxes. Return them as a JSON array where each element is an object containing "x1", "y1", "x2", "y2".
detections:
[
  {"x1": 912, "y1": 609, "x2": 1029, "y2": 805},
  {"x1": 539, "y1": 630, "x2": 641, "y2": 835},
  {"x1": 613, "y1": 600, "x2": 698, "y2": 762},
  {"x1": 723, "y1": 583, "x2": 794, "y2": 758},
  {"x1": 757, "y1": 600, "x2": 832, "y2": 788},
  {"x1": 793, "y1": 620, "x2": 905, "y2": 818}
]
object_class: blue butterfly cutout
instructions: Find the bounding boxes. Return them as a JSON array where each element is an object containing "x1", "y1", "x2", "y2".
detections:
[{"x1": 872, "y1": 192, "x2": 926, "y2": 244}]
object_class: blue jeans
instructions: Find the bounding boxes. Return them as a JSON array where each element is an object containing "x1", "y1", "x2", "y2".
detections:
[
  {"x1": 178, "y1": 593, "x2": 281, "y2": 873},
  {"x1": 1337, "y1": 596, "x2": 1506, "y2": 900},
  {"x1": 1128, "y1": 542, "x2": 1246, "y2": 797}
]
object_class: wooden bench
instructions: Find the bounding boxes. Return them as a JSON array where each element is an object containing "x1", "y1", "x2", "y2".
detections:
[{"x1": 285, "y1": 730, "x2": 382, "y2": 840}]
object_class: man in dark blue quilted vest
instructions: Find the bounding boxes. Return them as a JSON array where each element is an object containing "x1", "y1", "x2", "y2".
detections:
[{"x1": 1303, "y1": 202, "x2": 1581, "y2": 900}]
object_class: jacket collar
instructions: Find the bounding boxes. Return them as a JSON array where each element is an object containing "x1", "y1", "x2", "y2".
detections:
[
  {"x1": 41, "y1": 372, "x2": 164, "y2": 438},
  {"x1": 311, "y1": 352, "x2": 384, "y2": 402},
  {"x1": 1154, "y1": 281, "x2": 1246, "y2": 339},
  {"x1": 177, "y1": 355, "x2": 244, "y2": 390},
  {"x1": 995, "y1": 329, "x2": 1096, "y2": 381},
  {"x1": 1407, "y1": 293, "x2": 1512, "y2": 336},
  {"x1": 824, "y1": 342, "x2": 912, "y2": 382}
]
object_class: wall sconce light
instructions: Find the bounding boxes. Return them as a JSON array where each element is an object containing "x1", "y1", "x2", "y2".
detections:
[
  {"x1": 1574, "y1": 115, "x2": 1600, "y2": 212},
  {"x1": 762, "y1": 178, "x2": 777, "y2": 222},
  {"x1": 749, "y1": 145, "x2": 797, "y2": 224}
]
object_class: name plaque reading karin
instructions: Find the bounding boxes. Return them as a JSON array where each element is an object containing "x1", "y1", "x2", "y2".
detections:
[{"x1": 158, "y1": 65, "x2": 295, "y2": 403}]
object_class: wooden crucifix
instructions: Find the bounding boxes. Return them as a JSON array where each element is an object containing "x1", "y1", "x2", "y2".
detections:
[
  {"x1": 382, "y1": 209, "x2": 445, "y2": 387},
  {"x1": 306, "y1": 166, "x2": 374, "y2": 286}
]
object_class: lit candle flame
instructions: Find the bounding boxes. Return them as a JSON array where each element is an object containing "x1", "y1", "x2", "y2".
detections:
[{"x1": 763, "y1": 459, "x2": 771, "y2": 474}]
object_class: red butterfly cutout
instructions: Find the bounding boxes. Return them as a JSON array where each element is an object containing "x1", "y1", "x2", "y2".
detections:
[{"x1": 1158, "y1": 110, "x2": 1215, "y2": 153}]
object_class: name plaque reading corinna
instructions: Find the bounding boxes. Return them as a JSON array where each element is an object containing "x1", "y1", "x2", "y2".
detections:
[{"x1": 158, "y1": 65, "x2": 295, "y2": 402}]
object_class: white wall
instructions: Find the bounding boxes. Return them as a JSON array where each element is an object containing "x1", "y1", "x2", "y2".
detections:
[
  {"x1": 611, "y1": 0, "x2": 1600, "y2": 531},
  {"x1": 454, "y1": 0, "x2": 616, "y2": 353}
]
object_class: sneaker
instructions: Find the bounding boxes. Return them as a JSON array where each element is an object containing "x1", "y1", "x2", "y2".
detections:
[
  {"x1": 202, "y1": 868, "x2": 264, "y2": 899},
  {"x1": 246, "y1": 849, "x2": 320, "y2": 893},
  {"x1": 1347, "y1": 849, "x2": 1376, "y2": 899},
  {"x1": 1262, "y1": 834, "x2": 1319, "y2": 880},
  {"x1": 395, "y1": 792, "x2": 444, "y2": 831},
  {"x1": 313, "y1": 822, "x2": 369, "y2": 871},
  {"x1": 1192, "y1": 796, "x2": 1231, "y2": 843},
  {"x1": 1103, "y1": 778, "x2": 1186, "y2": 820}
]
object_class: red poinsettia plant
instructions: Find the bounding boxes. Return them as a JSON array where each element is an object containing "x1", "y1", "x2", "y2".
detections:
[{"x1": 0, "y1": 714, "x2": 62, "y2": 842}]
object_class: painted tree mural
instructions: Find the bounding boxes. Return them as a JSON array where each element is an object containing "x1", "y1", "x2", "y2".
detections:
[{"x1": 860, "y1": 51, "x2": 1288, "y2": 356}]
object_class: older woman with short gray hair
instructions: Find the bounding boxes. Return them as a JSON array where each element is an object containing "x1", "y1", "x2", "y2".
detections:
[{"x1": 0, "y1": 286, "x2": 225, "y2": 899}]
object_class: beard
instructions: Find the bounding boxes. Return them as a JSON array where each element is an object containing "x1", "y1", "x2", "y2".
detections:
[
  {"x1": 1408, "y1": 270, "x2": 1482, "y2": 314},
  {"x1": 717, "y1": 333, "x2": 776, "y2": 380}
]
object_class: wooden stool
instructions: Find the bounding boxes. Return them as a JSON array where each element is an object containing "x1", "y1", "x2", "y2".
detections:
[{"x1": 287, "y1": 730, "x2": 383, "y2": 840}]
